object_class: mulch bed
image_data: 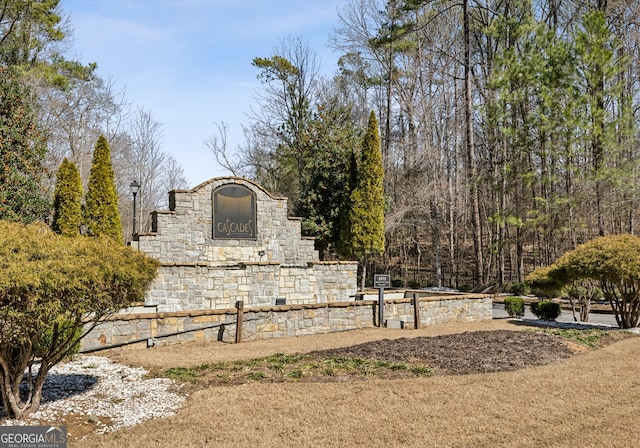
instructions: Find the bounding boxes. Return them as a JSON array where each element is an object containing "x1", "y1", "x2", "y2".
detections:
[{"x1": 308, "y1": 330, "x2": 576, "y2": 375}]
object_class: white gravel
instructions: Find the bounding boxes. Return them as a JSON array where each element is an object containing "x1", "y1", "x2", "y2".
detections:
[{"x1": 2, "y1": 355, "x2": 186, "y2": 434}]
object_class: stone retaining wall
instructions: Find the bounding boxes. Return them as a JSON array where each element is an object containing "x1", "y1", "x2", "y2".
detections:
[
  {"x1": 145, "y1": 260, "x2": 358, "y2": 311},
  {"x1": 81, "y1": 294, "x2": 492, "y2": 352}
]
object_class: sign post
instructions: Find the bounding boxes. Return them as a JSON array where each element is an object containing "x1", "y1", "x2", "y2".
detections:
[{"x1": 374, "y1": 274, "x2": 391, "y2": 327}]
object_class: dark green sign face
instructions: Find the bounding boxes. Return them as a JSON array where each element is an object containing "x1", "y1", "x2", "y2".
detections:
[{"x1": 213, "y1": 185, "x2": 257, "y2": 240}]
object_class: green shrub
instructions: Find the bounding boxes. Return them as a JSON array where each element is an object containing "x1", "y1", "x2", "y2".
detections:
[
  {"x1": 508, "y1": 282, "x2": 530, "y2": 296},
  {"x1": 0, "y1": 220, "x2": 159, "y2": 419},
  {"x1": 407, "y1": 280, "x2": 421, "y2": 289},
  {"x1": 503, "y1": 297, "x2": 525, "y2": 318},
  {"x1": 530, "y1": 301, "x2": 562, "y2": 321},
  {"x1": 545, "y1": 234, "x2": 640, "y2": 328},
  {"x1": 52, "y1": 158, "x2": 83, "y2": 237},
  {"x1": 391, "y1": 278, "x2": 403, "y2": 288}
]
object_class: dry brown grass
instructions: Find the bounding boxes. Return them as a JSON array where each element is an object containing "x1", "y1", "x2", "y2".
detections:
[{"x1": 74, "y1": 320, "x2": 640, "y2": 448}]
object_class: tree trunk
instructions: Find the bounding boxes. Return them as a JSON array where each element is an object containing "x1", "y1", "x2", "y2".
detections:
[
  {"x1": 464, "y1": 0, "x2": 484, "y2": 285},
  {"x1": 430, "y1": 195, "x2": 442, "y2": 288}
]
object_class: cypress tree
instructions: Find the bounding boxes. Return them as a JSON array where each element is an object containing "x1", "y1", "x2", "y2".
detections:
[
  {"x1": 84, "y1": 135, "x2": 123, "y2": 243},
  {"x1": 52, "y1": 158, "x2": 83, "y2": 236},
  {"x1": 337, "y1": 148, "x2": 358, "y2": 258},
  {"x1": 0, "y1": 68, "x2": 49, "y2": 223},
  {"x1": 347, "y1": 111, "x2": 385, "y2": 288}
]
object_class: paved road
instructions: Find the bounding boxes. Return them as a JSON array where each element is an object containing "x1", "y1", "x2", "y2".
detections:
[{"x1": 492, "y1": 301, "x2": 620, "y2": 327}]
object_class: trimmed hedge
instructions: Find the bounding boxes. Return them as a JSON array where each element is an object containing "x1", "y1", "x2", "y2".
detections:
[
  {"x1": 503, "y1": 297, "x2": 525, "y2": 318},
  {"x1": 530, "y1": 301, "x2": 562, "y2": 321}
]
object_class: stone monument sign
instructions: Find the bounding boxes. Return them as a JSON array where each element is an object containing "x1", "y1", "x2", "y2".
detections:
[{"x1": 135, "y1": 177, "x2": 357, "y2": 312}]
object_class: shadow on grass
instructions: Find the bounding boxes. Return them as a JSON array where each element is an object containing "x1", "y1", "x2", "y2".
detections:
[{"x1": 505, "y1": 318, "x2": 620, "y2": 331}]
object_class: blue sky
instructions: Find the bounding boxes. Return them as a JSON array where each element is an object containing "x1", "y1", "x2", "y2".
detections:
[{"x1": 62, "y1": 0, "x2": 345, "y2": 187}]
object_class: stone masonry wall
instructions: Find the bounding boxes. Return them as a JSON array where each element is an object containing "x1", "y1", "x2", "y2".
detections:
[
  {"x1": 135, "y1": 177, "x2": 358, "y2": 312},
  {"x1": 138, "y1": 177, "x2": 318, "y2": 266},
  {"x1": 143, "y1": 260, "x2": 358, "y2": 311},
  {"x1": 81, "y1": 294, "x2": 492, "y2": 351}
]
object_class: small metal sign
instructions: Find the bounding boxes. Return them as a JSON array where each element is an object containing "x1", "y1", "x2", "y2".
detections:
[
  {"x1": 374, "y1": 274, "x2": 391, "y2": 289},
  {"x1": 0, "y1": 426, "x2": 67, "y2": 448}
]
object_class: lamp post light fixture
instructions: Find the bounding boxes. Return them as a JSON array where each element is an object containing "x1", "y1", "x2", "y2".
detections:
[{"x1": 130, "y1": 180, "x2": 140, "y2": 238}]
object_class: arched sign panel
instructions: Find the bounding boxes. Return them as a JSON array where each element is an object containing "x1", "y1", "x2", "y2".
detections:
[{"x1": 212, "y1": 184, "x2": 257, "y2": 240}]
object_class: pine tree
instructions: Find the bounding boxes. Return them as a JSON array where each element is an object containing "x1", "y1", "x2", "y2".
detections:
[
  {"x1": 84, "y1": 135, "x2": 123, "y2": 243},
  {"x1": 347, "y1": 111, "x2": 385, "y2": 288},
  {"x1": 0, "y1": 68, "x2": 50, "y2": 223},
  {"x1": 52, "y1": 158, "x2": 83, "y2": 236}
]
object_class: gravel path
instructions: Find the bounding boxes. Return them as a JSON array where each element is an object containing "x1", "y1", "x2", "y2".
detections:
[{"x1": 1, "y1": 355, "x2": 186, "y2": 434}]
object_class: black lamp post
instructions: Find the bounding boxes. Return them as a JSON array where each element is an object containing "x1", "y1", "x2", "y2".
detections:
[{"x1": 130, "y1": 180, "x2": 140, "y2": 238}]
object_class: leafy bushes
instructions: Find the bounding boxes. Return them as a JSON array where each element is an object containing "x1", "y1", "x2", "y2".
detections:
[
  {"x1": 507, "y1": 282, "x2": 530, "y2": 296},
  {"x1": 530, "y1": 301, "x2": 562, "y2": 321},
  {"x1": 503, "y1": 297, "x2": 525, "y2": 318},
  {"x1": 528, "y1": 234, "x2": 640, "y2": 328}
]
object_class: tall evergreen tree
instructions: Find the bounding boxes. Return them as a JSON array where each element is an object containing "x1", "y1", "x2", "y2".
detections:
[
  {"x1": 0, "y1": 67, "x2": 49, "y2": 223},
  {"x1": 84, "y1": 135, "x2": 123, "y2": 243},
  {"x1": 573, "y1": 10, "x2": 630, "y2": 237},
  {"x1": 337, "y1": 148, "x2": 359, "y2": 260},
  {"x1": 296, "y1": 98, "x2": 360, "y2": 258},
  {"x1": 348, "y1": 111, "x2": 385, "y2": 288},
  {"x1": 52, "y1": 158, "x2": 82, "y2": 236},
  {"x1": 0, "y1": 0, "x2": 64, "y2": 69}
]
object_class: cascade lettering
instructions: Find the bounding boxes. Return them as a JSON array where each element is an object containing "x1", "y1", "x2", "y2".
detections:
[{"x1": 216, "y1": 219, "x2": 254, "y2": 236}]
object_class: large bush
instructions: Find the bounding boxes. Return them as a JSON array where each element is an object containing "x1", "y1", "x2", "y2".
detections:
[
  {"x1": 536, "y1": 235, "x2": 640, "y2": 328},
  {"x1": 0, "y1": 221, "x2": 159, "y2": 418}
]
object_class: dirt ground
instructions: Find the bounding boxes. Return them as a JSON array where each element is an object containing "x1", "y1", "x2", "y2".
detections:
[
  {"x1": 69, "y1": 318, "x2": 640, "y2": 448},
  {"x1": 103, "y1": 319, "x2": 538, "y2": 372}
]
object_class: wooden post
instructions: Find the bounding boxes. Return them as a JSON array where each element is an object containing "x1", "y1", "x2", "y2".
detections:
[
  {"x1": 378, "y1": 287, "x2": 385, "y2": 327},
  {"x1": 413, "y1": 293, "x2": 421, "y2": 330},
  {"x1": 235, "y1": 300, "x2": 244, "y2": 344}
]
